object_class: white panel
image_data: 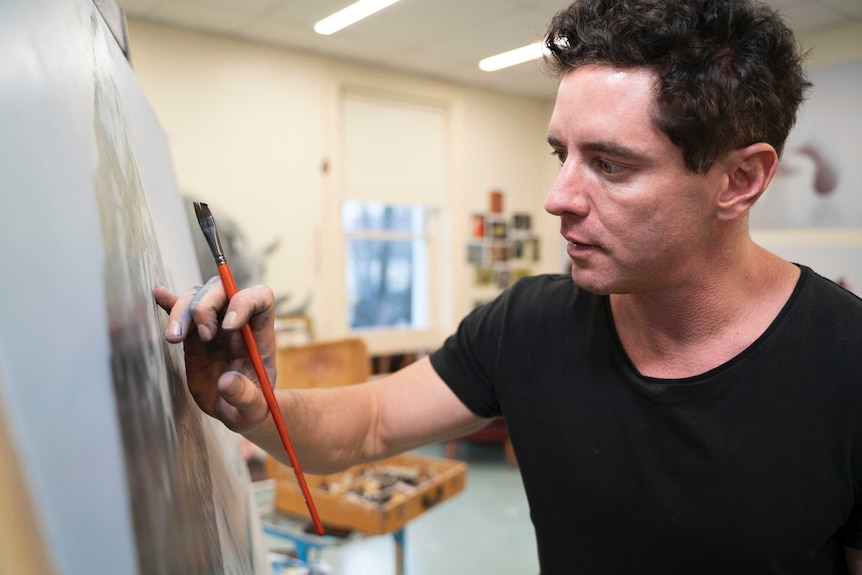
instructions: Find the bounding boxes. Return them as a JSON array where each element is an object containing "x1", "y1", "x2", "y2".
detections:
[
  {"x1": 150, "y1": 0, "x2": 271, "y2": 32},
  {"x1": 780, "y1": 2, "x2": 851, "y2": 34},
  {"x1": 751, "y1": 59, "x2": 862, "y2": 228},
  {"x1": 343, "y1": 91, "x2": 447, "y2": 205},
  {"x1": 821, "y1": 0, "x2": 862, "y2": 18},
  {"x1": 752, "y1": 229, "x2": 862, "y2": 295},
  {"x1": 115, "y1": 0, "x2": 160, "y2": 15}
]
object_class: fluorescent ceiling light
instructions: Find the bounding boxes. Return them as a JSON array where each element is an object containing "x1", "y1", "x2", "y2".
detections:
[
  {"x1": 479, "y1": 41, "x2": 549, "y2": 72},
  {"x1": 314, "y1": 0, "x2": 403, "y2": 35}
]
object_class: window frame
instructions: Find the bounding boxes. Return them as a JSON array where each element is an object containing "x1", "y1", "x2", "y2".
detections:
[{"x1": 342, "y1": 200, "x2": 431, "y2": 332}]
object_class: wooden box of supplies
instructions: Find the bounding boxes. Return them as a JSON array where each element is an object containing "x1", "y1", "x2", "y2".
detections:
[{"x1": 267, "y1": 453, "x2": 467, "y2": 535}]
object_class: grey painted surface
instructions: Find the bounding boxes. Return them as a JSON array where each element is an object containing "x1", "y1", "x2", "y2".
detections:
[{"x1": 0, "y1": 1, "x2": 266, "y2": 572}]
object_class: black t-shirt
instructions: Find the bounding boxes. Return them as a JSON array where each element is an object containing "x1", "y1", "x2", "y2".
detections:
[{"x1": 431, "y1": 266, "x2": 862, "y2": 574}]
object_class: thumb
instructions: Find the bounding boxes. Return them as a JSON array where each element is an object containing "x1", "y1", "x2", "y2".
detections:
[{"x1": 216, "y1": 371, "x2": 270, "y2": 432}]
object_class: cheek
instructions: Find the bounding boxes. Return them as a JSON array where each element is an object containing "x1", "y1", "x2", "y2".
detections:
[
  {"x1": 597, "y1": 194, "x2": 694, "y2": 265},
  {"x1": 596, "y1": 191, "x2": 663, "y2": 240}
]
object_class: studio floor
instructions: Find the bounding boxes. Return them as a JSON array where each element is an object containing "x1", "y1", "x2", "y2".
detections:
[{"x1": 259, "y1": 442, "x2": 539, "y2": 575}]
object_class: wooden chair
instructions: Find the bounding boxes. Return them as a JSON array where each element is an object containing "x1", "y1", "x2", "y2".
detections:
[
  {"x1": 267, "y1": 337, "x2": 466, "y2": 575},
  {"x1": 265, "y1": 337, "x2": 371, "y2": 481},
  {"x1": 247, "y1": 338, "x2": 373, "y2": 481},
  {"x1": 275, "y1": 337, "x2": 371, "y2": 390}
]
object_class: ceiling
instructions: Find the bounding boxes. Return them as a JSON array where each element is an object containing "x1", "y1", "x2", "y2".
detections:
[{"x1": 116, "y1": 0, "x2": 862, "y2": 101}]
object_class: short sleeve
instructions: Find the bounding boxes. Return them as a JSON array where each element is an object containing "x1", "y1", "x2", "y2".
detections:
[{"x1": 429, "y1": 289, "x2": 514, "y2": 418}]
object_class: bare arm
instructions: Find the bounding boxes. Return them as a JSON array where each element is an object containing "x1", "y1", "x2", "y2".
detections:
[
  {"x1": 246, "y1": 356, "x2": 490, "y2": 473},
  {"x1": 846, "y1": 547, "x2": 862, "y2": 574},
  {"x1": 154, "y1": 281, "x2": 490, "y2": 474}
]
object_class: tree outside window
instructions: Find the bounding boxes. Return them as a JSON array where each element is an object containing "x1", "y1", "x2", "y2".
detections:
[{"x1": 342, "y1": 201, "x2": 429, "y2": 330}]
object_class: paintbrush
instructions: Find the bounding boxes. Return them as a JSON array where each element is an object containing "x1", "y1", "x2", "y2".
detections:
[{"x1": 194, "y1": 201, "x2": 324, "y2": 536}]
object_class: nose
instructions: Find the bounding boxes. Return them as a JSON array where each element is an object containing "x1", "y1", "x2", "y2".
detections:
[{"x1": 544, "y1": 160, "x2": 589, "y2": 218}]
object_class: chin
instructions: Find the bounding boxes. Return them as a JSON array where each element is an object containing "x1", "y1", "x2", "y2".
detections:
[{"x1": 568, "y1": 267, "x2": 617, "y2": 295}]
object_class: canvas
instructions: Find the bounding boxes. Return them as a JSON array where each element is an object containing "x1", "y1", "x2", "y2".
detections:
[{"x1": 0, "y1": 1, "x2": 267, "y2": 573}]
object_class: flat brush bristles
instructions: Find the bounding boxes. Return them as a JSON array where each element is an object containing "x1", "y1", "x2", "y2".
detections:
[{"x1": 193, "y1": 201, "x2": 211, "y2": 221}]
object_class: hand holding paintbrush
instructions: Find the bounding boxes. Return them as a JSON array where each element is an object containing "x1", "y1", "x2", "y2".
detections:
[
  {"x1": 194, "y1": 202, "x2": 323, "y2": 534},
  {"x1": 153, "y1": 202, "x2": 324, "y2": 535}
]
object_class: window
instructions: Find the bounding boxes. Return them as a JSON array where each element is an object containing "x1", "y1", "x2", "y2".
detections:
[
  {"x1": 342, "y1": 200, "x2": 430, "y2": 330},
  {"x1": 336, "y1": 90, "x2": 446, "y2": 343}
]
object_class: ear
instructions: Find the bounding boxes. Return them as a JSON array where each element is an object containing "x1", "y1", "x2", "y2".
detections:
[{"x1": 715, "y1": 143, "x2": 779, "y2": 221}]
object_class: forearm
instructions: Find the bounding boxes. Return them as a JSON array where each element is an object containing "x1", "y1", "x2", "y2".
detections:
[
  {"x1": 244, "y1": 384, "x2": 379, "y2": 474},
  {"x1": 243, "y1": 356, "x2": 489, "y2": 474}
]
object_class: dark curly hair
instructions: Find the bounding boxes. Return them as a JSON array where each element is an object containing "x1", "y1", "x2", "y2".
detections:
[{"x1": 544, "y1": 0, "x2": 812, "y2": 173}]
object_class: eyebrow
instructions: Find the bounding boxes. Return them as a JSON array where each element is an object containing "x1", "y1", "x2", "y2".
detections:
[
  {"x1": 547, "y1": 135, "x2": 655, "y2": 166},
  {"x1": 547, "y1": 135, "x2": 565, "y2": 149}
]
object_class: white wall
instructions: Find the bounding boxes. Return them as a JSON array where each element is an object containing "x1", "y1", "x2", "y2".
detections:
[
  {"x1": 801, "y1": 21, "x2": 862, "y2": 68},
  {"x1": 125, "y1": 19, "x2": 559, "y2": 351},
  {"x1": 125, "y1": 21, "x2": 327, "y2": 318},
  {"x1": 124, "y1": 18, "x2": 862, "y2": 351}
]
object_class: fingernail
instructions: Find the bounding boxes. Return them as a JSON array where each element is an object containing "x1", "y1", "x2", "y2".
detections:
[
  {"x1": 223, "y1": 311, "x2": 238, "y2": 329},
  {"x1": 198, "y1": 324, "x2": 212, "y2": 341},
  {"x1": 223, "y1": 374, "x2": 241, "y2": 396},
  {"x1": 169, "y1": 322, "x2": 182, "y2": 337}
]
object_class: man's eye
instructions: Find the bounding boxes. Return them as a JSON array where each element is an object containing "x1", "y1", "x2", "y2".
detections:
[
  {"x1": 551, "y1": 150, "x2": 567, "y2": 165},
  {"x1": 597, "y1": 159, "x2": 624, "y2": 174}
]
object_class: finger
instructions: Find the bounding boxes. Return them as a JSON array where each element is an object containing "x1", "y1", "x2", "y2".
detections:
[
  {"x1": 221, "y1": 284, "x2": 278, "y2": 378},
  {"x1": 217, "y1": 371, "x2": 270, "y2": 432},
  {"x1": 221, "y1": 284, "x2": 276, "y2": 333},
  {"x1": 161, "y1": 284, "x2": 203, "y2": 343},
  {"x1": 153, "y1": 285, "x2": 179, "y2": 313},
  {"x1": 189, "y1": 276, "x2": 228, "y2": 342}
]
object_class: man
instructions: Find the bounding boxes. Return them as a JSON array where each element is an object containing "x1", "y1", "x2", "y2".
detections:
[{"x1": 155, "y1": 0, "x2": 862, "y2": 571}]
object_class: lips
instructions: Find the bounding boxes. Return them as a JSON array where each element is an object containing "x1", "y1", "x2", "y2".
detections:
[
  {"x1": 565, "y1": 235, "x2": 600, "y2": 249},
  {"x1": 560, "y1": 217, "x2": 601, "y2": 256},
  {"x1": 560, "y1": 218, "x2": 598, "y2": 250},
  {"x1": 566, "y1": 239, "x2": 600, "y2": 258}
]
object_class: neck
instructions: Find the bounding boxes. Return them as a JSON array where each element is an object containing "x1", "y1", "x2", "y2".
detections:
[{"x1": 610, "y1": 240, "x2": 799, "y2": 378}]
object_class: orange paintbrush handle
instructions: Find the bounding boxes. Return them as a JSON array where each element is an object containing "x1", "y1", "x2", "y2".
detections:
[{"x1": 216, "y1": 263, "x2": 324, "y2": 536}]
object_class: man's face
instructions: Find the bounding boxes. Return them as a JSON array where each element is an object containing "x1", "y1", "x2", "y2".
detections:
[{"x1": 545, "y1": 65, "x2": 727, "y2": 295}]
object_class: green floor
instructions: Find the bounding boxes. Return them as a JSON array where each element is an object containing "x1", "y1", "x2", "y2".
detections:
[{"x1": 259, "y1": 442, "x2": 539, "y2": 575}]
